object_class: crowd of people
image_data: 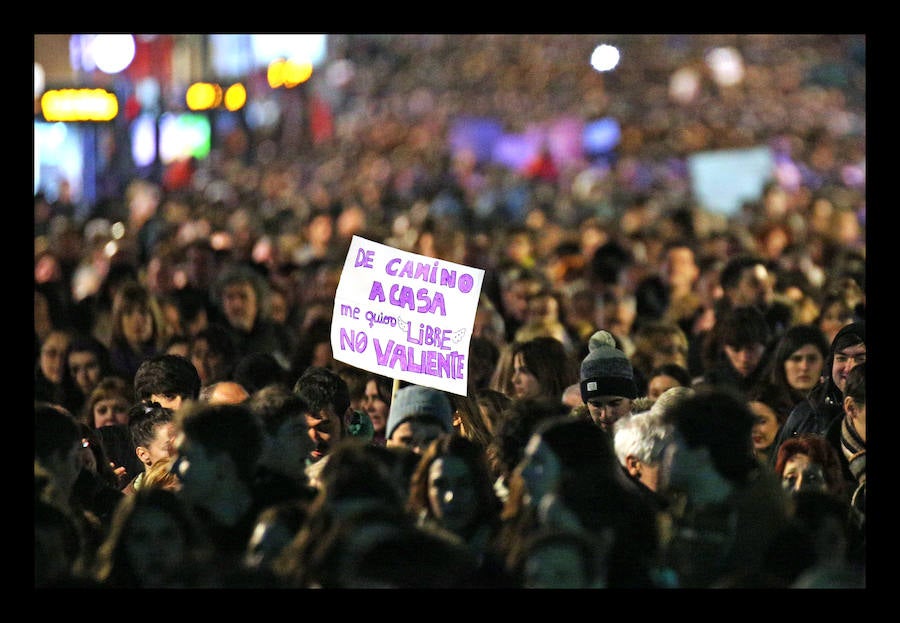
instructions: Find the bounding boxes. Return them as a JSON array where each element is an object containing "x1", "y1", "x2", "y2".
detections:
[{"x1": 35, "y1": 34, "x2": 865, "y2": 589}]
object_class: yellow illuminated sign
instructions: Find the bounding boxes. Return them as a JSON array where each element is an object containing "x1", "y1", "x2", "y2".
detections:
[
  {"x1": 267, "y1": 59, "x2": 313, "y2": 88},
  {"x1": 186, "y1": 82, "x2": 223, "y2": 111},
  {"x1": 41, "y1": 89, "x2": 119, "y2": 122},
  {"x1": 186, "y1": 82, "x2": 246, "y2": 111}
]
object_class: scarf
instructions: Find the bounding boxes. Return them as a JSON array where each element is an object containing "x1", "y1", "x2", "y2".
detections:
[{"x1": 840, "y1": 415, "x2": 866, "y2": 484}]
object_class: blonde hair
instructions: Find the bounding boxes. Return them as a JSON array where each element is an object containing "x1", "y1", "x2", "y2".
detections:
[{"x1": 143, "y1": 456, "x2": 181, "y2": 491}]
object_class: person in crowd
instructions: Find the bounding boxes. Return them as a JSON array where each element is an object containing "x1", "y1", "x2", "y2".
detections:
[
  {"x1": 122, "y1": 402, "x2": 177, "y2": 495},
  {"x1": 753, "y1": 323, "x2": 830, "y2": 422},
  {"x1": 507, "y1": 526, "x2": 609, "y2": 589},
  {"x1": 513, "y1": 414, "x2": 660, "y2": 587},
  {"x1": 509, "y1": 335, "x2": 579, "y2": 402},
  {"x1": 449, "y1": 386, "x2": 496, "y2": 451},
  {"x1": 773, "y1": 433, "x2": 848, "y2": 500},
  {"x1": 656, "y1": 387, "x2": 791, "y2": 587},
  {"x1": 171, "y1": 401, "x2": 270, "y2": 584},
  {"x1": 72, "y1": 423, "x2": 125, "y2": 531},
  {"x1": 233, "y1": 351, "x2": 289, "y2": 394},
  {"x1": 133, "y1": 353, "x2": 202, "y2": 411},
  {"x1": 361, "y1": 373, "x2": 393, "y2": 446},
  {"x1": 163, "y1": 333, "x2": 192, "y2": 358},
  {"x1": 717, "y1": 254, "x2": 792, "y2": 339},
  {"x1": 384, "y1": 384, "x2": 454, "y2": 454},
  {"x1": 35, "y1": 401, "x2": 106, "y2": 573},
  {"x1": 142, "y1": 455, "x2": 182, "y2": 491},
  {"x1": 35, "y1": 328, "x2": 75, "y2": 408},
  {"x1": 694, "y1": 305, "x2": 773, "y2": 399},
  {"x1": 189, "y1": 322, "x2": 238, "y2": 387},
  {"x1": 80, "y1": 375, "x2": 133, "y2": 430},
  {"x1": 769, "y1": 320, "x2": 864, "y2": 484},
  {"x1": 272, "y1": 438, "x2": 421, "y2": 587},
  {"x1": 247, "y1": 384, "x2": 319, "y2": 508},
  {"x1": 472, "y1": 293, "x2": 508, "y2": 351},
  {"x1": 496, "y1": 266, "x2": 547, "y2": 343},
  {"x1": 787, "y1": 490, "x2": 865, "y2": 588},
  {"x1": 514, "y1": 288, "x2": 578, "y2": 355},
  {"x1": 277, "y1": 495, "x2": 477, "y2": 588},
  {"x1": 645, "y1": 362, "x2": 693, "y2": 402},
  {"x1": 629, "y1": 321, "x2": 690, "y2": 396},
  {"x1": 476, "y1": 388, "x2": 512, "y2": 440},
  {"x1": 243, "y1": 499, "x2": 311, "y2": 576},
  {"x1": 107, "y1": 281, "x2": 165, "y2": 383},
  {"x1": 337, "y1": 365, "x2": 368, "y2": 413},
  {"x1": 612, "y1": 387, "x2": 689, "y2": 513},
  {"x1": 63, "y1": 333, "x2": 115, "y2": 415},
  {"x1": 293, "y1": 365, "x2": 351, "y2": 488},
  {"x1": 579, "y1": 330, "x2": 639, "y2": 434},
  {"x1": 816, "y1": 272, "x2": 864, "y2": 335},
  {"x1": 468, "y1": 335, "x2": 501, "y2": 392},
  {"x1": 633, "y1": 240, "x2": 702, "y2": 334},
  {"x1": 747, "y1": 389, "x2": 785, "y2": 467},
  {"x1": 81, "y1": 377, "x2": 142, "y2": 485},
  {"x1": 198, "y1": 380, "x2": 251, "y2": 405},
  {"x1": 839, "y1": 361, "x2": 865, "y2": 565},
  {"x1": 35, "y1": 487, "x2": 96, "y2": 587},
  {"x1": 73, "y1": 261, "x2": 140, "y2": 349},
  {"x1": 91, "y1": 486, "x2": 218, "y2": 588},
  {"x1": 211, "y1": 262, "x2": 295, "y2": 369},
  {"x1": 406, "y1": 433, "x2": 512, "y2": 586},
  {"x1": 290, "y1": 315, "x2": 339, "y2": 380}
]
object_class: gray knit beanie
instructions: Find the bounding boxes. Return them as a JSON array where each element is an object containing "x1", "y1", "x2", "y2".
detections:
[
  {"x1": 386, "y1": 385, "x2": 453, "y2": 441},
  {"x1": 580, "y1": 330, "x2": 638, "y2": 402}
]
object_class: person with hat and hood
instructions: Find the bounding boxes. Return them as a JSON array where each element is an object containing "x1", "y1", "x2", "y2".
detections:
[
  {"x1": 768, "y1": 320, "x2": 865, "y2": 486},
  {"x1": 579, "y1": 330, "x2": 640, "y2": 434},
  {"x1": 385, "y1": 384, "x2": 454, "y2": 454}
]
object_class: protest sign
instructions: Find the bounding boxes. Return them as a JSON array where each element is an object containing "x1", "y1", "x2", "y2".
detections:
[{"x1": 330, "y1": 236, "x2": 484, "y2": 396}]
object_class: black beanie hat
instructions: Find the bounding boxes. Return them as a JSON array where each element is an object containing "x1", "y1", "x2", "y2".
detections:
[
  {"x1": 580, "y1": 330, "x2": 638, "y2": 402},
  {"x1": 831, "y1": 320, "x2": 865, "y2": 355}
]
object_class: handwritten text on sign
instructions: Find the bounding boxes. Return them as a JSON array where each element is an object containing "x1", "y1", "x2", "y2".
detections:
[{"x1": 331, "y1": 236, "x2": 484, "y2": 396}]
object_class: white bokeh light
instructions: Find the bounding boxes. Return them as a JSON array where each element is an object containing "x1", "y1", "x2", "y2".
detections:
[
  {"x1": 590, "y1": 44, "x2": 621, "y2": 72},
  {"x1": 92, "y1": 34, "x2": 136, "y2": 74},
  {"x1": 705, "y1": 46, "x2": 744, "y2": 87},
  {"x1": 34, "y1": 62, "x2": 45, "y2": 98}
]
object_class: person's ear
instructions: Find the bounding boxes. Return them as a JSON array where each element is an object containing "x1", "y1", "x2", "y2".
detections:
[
  {"x1": 843, "y1": 395, "x2": 858, "y2": 420},
  {"x1": 625, "y1": 455, "x2": 642, "y2": 478},
  {"x1": 135, "y1": 446, "x2": 152, "y2": 467}
]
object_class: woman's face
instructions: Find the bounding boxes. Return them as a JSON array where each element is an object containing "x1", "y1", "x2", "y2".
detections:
[
  {"x1": 191, "y1": 337, "x2": 227, "y2": 385},
  {"x1": 363, "y1": 379, "x2": 389, "y2": 435},
  {"x1": 648, "y1": 374, "x2": 682, "y2": 402},
  {"x1": 121, "y1": 306, "x2": 154, "y2": 346},
  {"x1": 93, "y1": 398, "x2": 131, "y2": 428},
  {"x1": 40, "y1": 332, "x2": 70, "y2": 384},
  {"x1": 819, "y1": 301, "x2": 852, "y2": 344},
  {"x1": 749, "y1": 401, "x2": 779, "y2": 453},
  {"x1": 427, "y1": 455, "x2": 478, "y2": 534},
  {"x1": 511, "y1": 352, "x2": 541, "y2": 399},
  {"x1": 781, "y1": 453, "x2": 828, "y2": 494},
  {"x1": 784, "y1": 344, "x2": 825, "y2": 392},
  {"x1": 68, "y1": 351, "x2": 102, "y2": 396}
]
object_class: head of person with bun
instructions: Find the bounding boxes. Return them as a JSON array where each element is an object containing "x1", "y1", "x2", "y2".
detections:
[{"x1": 580, "y1": 330, "x2": 639, "y2": 434}]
